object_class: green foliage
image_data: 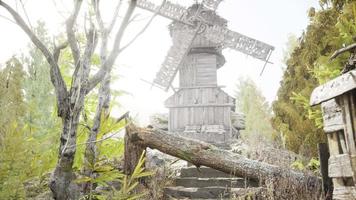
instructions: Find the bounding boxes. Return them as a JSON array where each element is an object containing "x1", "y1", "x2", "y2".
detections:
[
  {"x1": 78, "y1": 151, "x2": 153, "y2": 200},
  {"x1": 22, "y1": 24, "x2": 59, "y2": 136},
  {"x1": 271, "y1": 2, "x2": 356, "y2": 157},
  {"x1": 0, "y1": 57, "x2": 26, "y2": 134},
  {"x1": 290, "y1": 158, "x2": 320, "y2": 174},
  {"x1": 307, "y1": 158, "x2": 320, "y2": 173},
  {"x1": 0, "y1": 24, "x2": 60, "y2": 198},
  {"x1": 74, "y1": 111, "x2": 126, "y2": 169},
  {"x1": 0, "y1": 124, "x2": 29, "y2": 199},
  {"x1": 235, "y1": 78, "x2": 277, "y2": 143},
  {"x1": 290, "y1": 160, "x2": 305, "y2": 171},
  {"x1": 290, "y1": 92, "x2": 323, "y2": 129}
]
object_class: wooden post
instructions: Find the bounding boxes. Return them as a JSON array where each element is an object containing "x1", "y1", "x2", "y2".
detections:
[
  {"x1": 318, "y1": 143, "x2": 333, "y2": 199},
  {"x1": 123, "y1": 115, "x2": 146, "y2": 175}
]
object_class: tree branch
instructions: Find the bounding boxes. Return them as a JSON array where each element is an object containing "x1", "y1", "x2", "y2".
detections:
[
  {"x1": 330, "y1": 43, "x2": 356, "y2": 60},
  {"x1": 87, "y1": 0, "x2": 137, "y2": 93},
  {"x1": 119, "y1": 2, "x2": 162, "y2": 53},
  {"x1": 68, "y1": 112, "x2": 130, "y2": 148},
  {"x1": 107, "y1": 0, "x2": 123, "y2": 34},
  {"x1": 66, "y1": 0, "x2": 83, "y2": 67},
  {"x1": 0, "y1": 13, "x2": 16, "y2": 24},
  {"x1": 91, "y1": 0, "x2": 104, "y2": 31},
  {"x1": 0, "y1": 0, "x2": 69, "y2": 117},
  {"x1": 53, "y1": 42, "x2": 68, "y2": 62},
  {"x1": 19, "y1": 0, "x2": 32, "y2": 29}
]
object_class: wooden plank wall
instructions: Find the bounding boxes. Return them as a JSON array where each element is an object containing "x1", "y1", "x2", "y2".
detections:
[
  {"x1": 179, "y1": 53, "x2": 217, "y2": 87},
  {"x1": 166, "y1": 87, "x2": 234, "y2": 132}
]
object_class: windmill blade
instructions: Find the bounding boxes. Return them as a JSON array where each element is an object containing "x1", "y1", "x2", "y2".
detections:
[
  {"x1": 202, "y1": 0, "x2": 223, "y2": 10},
  {"x1": 204, "y1": 25, "x2": 275, "y2": 62},
  {"x1": 153, "y1": 28, "x2": 199, "y2": 91},
  {"x1": 137, "y1": 0, "x2": 193, "y2": 25}
]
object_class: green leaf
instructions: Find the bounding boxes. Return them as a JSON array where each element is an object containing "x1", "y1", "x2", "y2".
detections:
[{"x1": 74, "y1": 176, "x2": 92, "y2": 183}]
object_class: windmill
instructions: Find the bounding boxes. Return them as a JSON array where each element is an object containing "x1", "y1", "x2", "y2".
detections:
[{"x1": 137, "y1": 0, "x2": 274, "y2": 145}]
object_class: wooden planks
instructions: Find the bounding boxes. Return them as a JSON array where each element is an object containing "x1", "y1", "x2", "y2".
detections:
[
  {"x1": 179, "y1": 53, "x2": 218, "y2": 87},
  {"x1": 339, "y1": 93, "x2": 356, "y2": 184},
  {"x1": 328, "y1": 154, "x2": 353, "y2": 178},
  {"x1": 333, "y1": 186, "x2": 356, "y2": 200},
  {"x1": 310, "y1": 70, "x2": 356, "y2": 106},
  {"x1": 321, "y1": 99, "x2": 344, "y2": 133}
]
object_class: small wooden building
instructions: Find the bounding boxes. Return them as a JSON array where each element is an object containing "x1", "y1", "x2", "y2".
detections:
[{"x1": 310, "y1": 70, "x2": 356, "y2": 199}]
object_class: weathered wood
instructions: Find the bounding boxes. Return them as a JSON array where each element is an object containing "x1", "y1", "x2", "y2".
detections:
[
  {"x1": 333, "y1": 186, "x2": 356, "y2": 200},
  {"x1": 126, "y1": 126, "x2": 321, "y2": 197},
  {"x1": 124, "y1": 125, "x2": 146, "y2": 175},
  {"x1": 328, "y1": 154, "x2": 353, "y2": 178},
  {"x1": 327, "y1": 133, "x2": 348, "y2": 190},
  {"x1": 165, "y1": 86, "x2": 235, "y2": 144},
  {"x1": 319, "y1": 143, "x2": 333, "y2": 198},
  {"x1": 310, "y1": 70, "x2": 356, "y2": 106},
  {"x1": 340, "y1": 94, "x2": 356, "y2": 184},
  {"x1": 321, "y1": 99, "x2": 344, "y2": 133}
]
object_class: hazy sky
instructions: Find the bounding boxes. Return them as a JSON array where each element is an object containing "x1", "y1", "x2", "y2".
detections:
[{"x1": 0, "y1": 0, "x2": 319, "y2": 124}]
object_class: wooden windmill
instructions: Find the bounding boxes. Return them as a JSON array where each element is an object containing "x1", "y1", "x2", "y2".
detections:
[{"x1": 137, "y1": 0, "x2": 274, "y2": 145}]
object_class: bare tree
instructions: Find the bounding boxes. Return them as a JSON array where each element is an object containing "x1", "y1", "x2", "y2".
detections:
[{"x1": 0, "y1": 0, "x2": 143, "y2": 199}]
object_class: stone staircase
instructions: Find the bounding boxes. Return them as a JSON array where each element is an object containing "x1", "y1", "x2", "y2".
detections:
[{"x1": 164, "y1": 166, "x2": 266, "y2": 199}]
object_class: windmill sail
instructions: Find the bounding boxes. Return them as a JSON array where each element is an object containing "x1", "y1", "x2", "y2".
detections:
[
  {"x1": 137, "y1": 0, "x2": 192, "y2": 25},
  {"x1": 153, "y1": 28, "x2": 199, "y2": 91},
  {"x1": 202, "y1": 0, "x2": 223, "y2": 10},
  {"x1": 204, "y1": 25, "x2": 274, "y2": 61},
  {"x1": 136, "y1": 0, "x2": 275, "y2": 91}
]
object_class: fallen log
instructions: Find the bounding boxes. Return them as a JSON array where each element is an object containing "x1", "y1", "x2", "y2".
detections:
[{"x1": 125, "y1": 126, "x2": 322, "y2": 199}]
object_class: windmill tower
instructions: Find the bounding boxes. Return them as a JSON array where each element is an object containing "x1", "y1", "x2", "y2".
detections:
[{"x1": 137, "y1": 0, "x2": 274, "y2": 146}]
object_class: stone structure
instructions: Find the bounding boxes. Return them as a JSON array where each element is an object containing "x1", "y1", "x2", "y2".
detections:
[{"x1": 137, "y1": 0, "x2": 274, "y2": 146}]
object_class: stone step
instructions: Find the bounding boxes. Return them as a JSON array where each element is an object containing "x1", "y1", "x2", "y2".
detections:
[
  {"x1": 164, "y1": 186, "x2": 266, "y2": 199},
  {"x1": 180, "y1": 167, "x2": 237, "y2": 178},
  {"x1": 174, "y1": 177, "x2": 258, "y2": 188}
]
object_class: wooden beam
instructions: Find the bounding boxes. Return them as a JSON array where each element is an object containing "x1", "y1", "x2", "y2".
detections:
[{"x1": 310, "y1": 71, "x2": 356, "y2": 106}]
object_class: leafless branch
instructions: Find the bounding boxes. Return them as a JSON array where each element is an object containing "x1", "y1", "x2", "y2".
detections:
[
  {"x1": 128, "y1": 13, "x2": 140, "y2": 24},
  {"x1": 51, "y1": 0, "x2": 68, "y2": 20},
  {"x1": 0, "y1": 0, "x2": 69, "y2": 117},
  {"x1": 330, "y1": 43, "x2": 356, "y2": 61},
  {"x1": 107, "y1": 0, "x2": 123, "y2": 34},
  {"x1": 91, "y1": 0, "x2": 104, "y2": 31},
  {"x1": 68, "y1": 113, "x2": 130, "y2": 148},
  {"x1": 71, "y1": 22, "x2": 98, "y2": 91},
  {"x1": 19, "y1": 0, "x2": 32, "y2": 29},
  {"x1": 119, "y1": 4, "x2": 162, "y2": 53},
  {"x1": 53, "y1": 41, "x2": 68, "y2": 62},
  {"x1": 0, "y1": 14, "x2": 16, "y2": 24},
  {"x1": 66, "y1": 0, "x2": 83, "y2": 66},
  {"x1": 83, "y1": 22, "x2": 98, "y2": 70},
  {"x1": 87, "y1": 0, "x2": 137, "y2": 93}
]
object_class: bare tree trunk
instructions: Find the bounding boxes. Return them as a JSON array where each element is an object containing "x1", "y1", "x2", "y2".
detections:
[
  {"x1": 124, "y1": 124, "x2": 145, "y2": 175},
  {"x1": 125, "y1": 126, "x2": 322, "y2": 199},
  {"x1": 50, "y1": 113, "x2": 82, "y2": 200},
  {"x1": 82, "y1": 74, "x2": 111, "y2": 194}
]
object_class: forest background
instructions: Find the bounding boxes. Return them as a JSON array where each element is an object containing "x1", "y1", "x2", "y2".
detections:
[{"x1": 0, "y1": 0, "x2": 355, "y2": 199}]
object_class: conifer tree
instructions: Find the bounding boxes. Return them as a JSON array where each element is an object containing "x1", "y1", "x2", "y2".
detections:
[
  {"x1": 272, "y1": 0, "x2": 355, "y2": 157},
  {"x1": 235, "y1": 78, "x2": 276, "y2": 144}
]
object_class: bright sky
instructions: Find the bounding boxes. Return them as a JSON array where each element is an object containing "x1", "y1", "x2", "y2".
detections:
[{"x1": 0, "y1": 0, "x2": 319, "y2": 125}]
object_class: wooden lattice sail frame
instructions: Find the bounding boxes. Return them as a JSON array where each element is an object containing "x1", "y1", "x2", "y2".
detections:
[{"x1": 136, "y1": 0, "x2": 274, "y2": 91}]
